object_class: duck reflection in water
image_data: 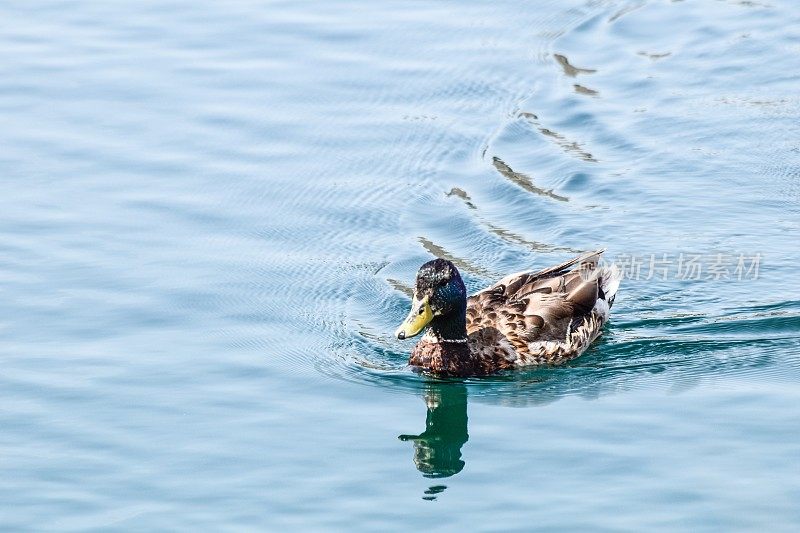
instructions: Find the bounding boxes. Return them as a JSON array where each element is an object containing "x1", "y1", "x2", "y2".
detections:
[{"x1": 399, "y1": 381, "x2": 469, "y2": 491}]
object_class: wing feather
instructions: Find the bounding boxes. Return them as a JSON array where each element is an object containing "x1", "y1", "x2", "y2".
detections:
[{"x1": 466, "y1": 250, "x2": 610, "y2": 363}]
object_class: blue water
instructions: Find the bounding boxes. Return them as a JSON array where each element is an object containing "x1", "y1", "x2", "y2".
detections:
[{"x1": 2, "y1": 0, "x2": 800, "y2": 529}]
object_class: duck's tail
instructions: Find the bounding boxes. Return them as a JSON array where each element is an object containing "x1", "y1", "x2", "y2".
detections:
[
  {"x1": 572, "y1": 248, "x2": 621, "y2": 309},
  {"x1": 598, "y1": 260, "x2": 622, "y2": 309}
]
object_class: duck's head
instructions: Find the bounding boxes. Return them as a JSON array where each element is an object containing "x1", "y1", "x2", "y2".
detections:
[{"x1": 395, "y1": 258, "x2": 467, "y2": 340}]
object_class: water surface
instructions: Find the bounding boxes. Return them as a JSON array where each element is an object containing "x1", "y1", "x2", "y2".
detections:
[{"x1": 2, "y1": 0, "x2": 800, "y2": 529}]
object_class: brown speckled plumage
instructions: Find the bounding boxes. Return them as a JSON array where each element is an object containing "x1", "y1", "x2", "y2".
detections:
[{"x1": 403, "y1": 250, "x2": 621, "y2": 377}]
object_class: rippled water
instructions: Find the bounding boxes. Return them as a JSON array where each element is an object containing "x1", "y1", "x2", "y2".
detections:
[{"x1": 2, "y1": 0, "x2": 800, "y2": 529}]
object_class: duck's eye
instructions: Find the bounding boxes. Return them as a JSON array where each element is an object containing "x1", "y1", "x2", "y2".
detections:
[{"x1": 418, "y1": 306, "x2": 425, "y2": 315}]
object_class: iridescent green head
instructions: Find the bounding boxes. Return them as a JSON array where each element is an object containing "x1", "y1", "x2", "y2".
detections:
[{"x1": 395, "y1": 259, "x2": 467, "y2": 340}]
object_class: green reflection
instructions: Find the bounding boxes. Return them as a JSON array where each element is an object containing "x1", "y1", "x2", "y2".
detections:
[{"x1": 399, "y1": 381, "x2": 469, "y2": 479}]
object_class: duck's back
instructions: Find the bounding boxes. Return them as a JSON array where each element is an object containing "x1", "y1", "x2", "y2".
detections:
[{"x1": 466, "y1": 250, "x2": 621, "y2": 368}]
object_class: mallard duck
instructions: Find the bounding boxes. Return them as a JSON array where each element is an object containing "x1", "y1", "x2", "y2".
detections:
[{"x1": 395, "y1": 249, "x2": 621, "y2": 376}]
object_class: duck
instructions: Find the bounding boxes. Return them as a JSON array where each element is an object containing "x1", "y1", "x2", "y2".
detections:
[{"x1": 395, "y1": 249, "x2": 621, "y2": 377}]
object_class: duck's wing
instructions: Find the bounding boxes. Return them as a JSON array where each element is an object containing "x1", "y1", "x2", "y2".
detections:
[
  {"x1": 478, "y1": 248, "x2": 605, "y2": 299},
  {"x1": 466, "y1": 249, "x2": 618, "y2": 365}
]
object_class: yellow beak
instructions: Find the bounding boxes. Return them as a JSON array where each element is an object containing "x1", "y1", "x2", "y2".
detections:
[{"x1": 395, "y1": 295, "x2": 433, "y2": 340}]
